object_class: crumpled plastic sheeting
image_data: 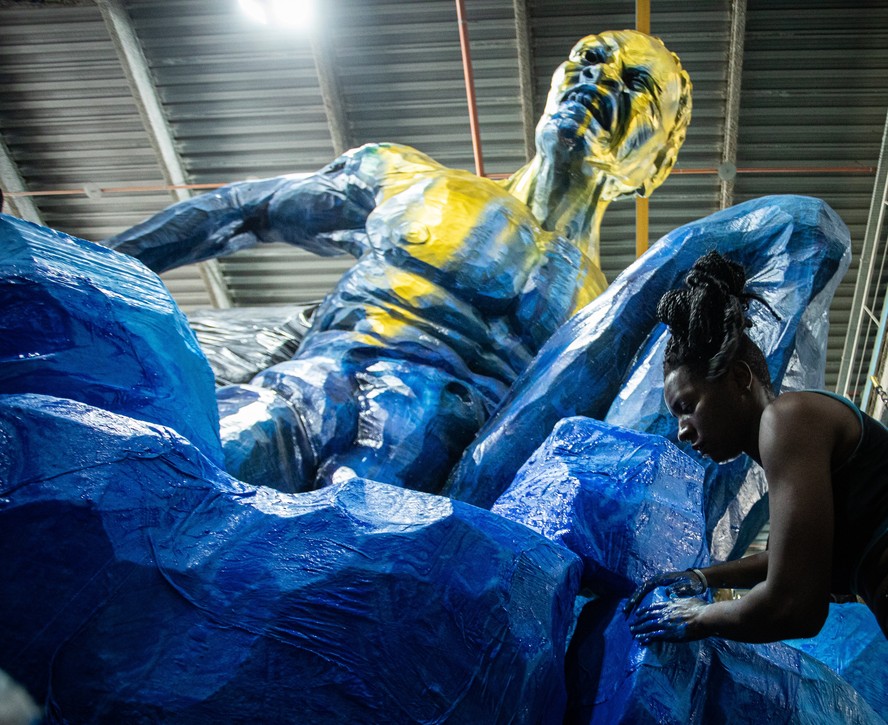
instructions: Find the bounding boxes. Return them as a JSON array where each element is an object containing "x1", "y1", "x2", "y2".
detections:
[
  {"x1": 0, "y1": 213, "x2": 223, "y2": 466},
  {"x1": 784, "y1": 603, "x2": 888, "y2": 720},
  {"x1": 217, "y1": 383, "x2": 312, "y2": 493},
  {"x1": 0, "y1": 393, "x2": 581, "y2": 723},
  {"x1": 603, "y1": 330, "x2": 770, "y2": 562},
  {"x1": 603, "y1": 225, "x2": 849, "y2": 561},
  {"x1": 492, "y1": 417, "x2": 709, "y2": 594},
  {"x1": 564, "y1": 594, "x2": 884, "y2": 725},
  {"x1": 445, "y1": 195, "x2": 851, "y2": 514},
  {"x1": 187, "y1": 304, "x2": 315, "y2": 386}
]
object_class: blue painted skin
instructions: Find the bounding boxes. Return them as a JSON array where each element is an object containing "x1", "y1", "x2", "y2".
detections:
[
  {"x1": 106, "y1": 145, "x2": 599, "y2": 494},
  {"x1": 628, "y1": 588, "x2": 709, "y2": 644},
  {"x1": 104, "y1": 30, "x2": 694, "y2": 495}
]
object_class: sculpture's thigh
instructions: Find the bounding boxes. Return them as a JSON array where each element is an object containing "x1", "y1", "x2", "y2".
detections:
[
  {"x1": 219, "y1": 356, "x2": 358, "y2": 492},
  {"x1": 316, "y1": 358, "x2": 488, "y2": 494}
]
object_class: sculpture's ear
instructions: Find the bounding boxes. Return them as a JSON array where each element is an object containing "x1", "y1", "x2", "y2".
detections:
[{"x1": 637, "y1": 65, "x2": 692, "y2": 198}]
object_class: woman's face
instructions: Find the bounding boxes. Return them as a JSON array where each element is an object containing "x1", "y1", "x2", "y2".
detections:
[{"x1": 663, "y1": 365, "x2": 748, "y2": 462}]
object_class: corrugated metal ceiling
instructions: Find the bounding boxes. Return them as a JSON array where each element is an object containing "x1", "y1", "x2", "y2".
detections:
[{"x1": 1, "y1": 0, "x2": 887, "y2": 393}]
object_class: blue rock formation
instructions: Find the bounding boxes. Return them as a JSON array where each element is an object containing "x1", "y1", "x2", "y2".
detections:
[
  {"x1": 1, "y1": 199, "x2": 872, "y2": 721},
  {"x1": 0, "y1": 213, "x2": 223, "y2": 467},
  {"x1": 492, "y1": 417, "x2": 709, "y2": 594},
  {"x1": 564, "y1": 594, "x2": 884, "y2": 724},
  {"x1": 785, "y1": 603, "x2": 888, "y2": 720},
  {"x1": 0, "y1": 393, "x2": 581, "y2": 723},
  {"x1": 446, "y1": 195, "x2": 851, "y2": 562}
]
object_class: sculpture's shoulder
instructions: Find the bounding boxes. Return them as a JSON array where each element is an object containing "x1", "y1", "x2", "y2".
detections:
[{"x1": 336, "y1": 143, "x2": 446, "y2": 181}]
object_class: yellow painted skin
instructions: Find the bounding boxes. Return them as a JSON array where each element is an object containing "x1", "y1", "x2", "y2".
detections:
[
  {"x1": 107, "y1": 30, "x2": 692, "y2": 492},
  {"x1": 341, "y1": 29, "x2": 692, "y2": 342},
  {"x1": 505, "y1": 30, "x2": 692, "y2": 266}
]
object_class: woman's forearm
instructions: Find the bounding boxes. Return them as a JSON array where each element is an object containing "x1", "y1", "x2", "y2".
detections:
[
  {"x1": 699, "y1": 552, "x2": 769, "y2": 591},
  {"x1": 693, "y1": 579, "x2": 827, "y2": 643}
]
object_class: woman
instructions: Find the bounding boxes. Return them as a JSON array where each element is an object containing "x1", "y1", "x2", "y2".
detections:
[{"x1": 625, "y1": 251, "x2": 888, "y2": 643}]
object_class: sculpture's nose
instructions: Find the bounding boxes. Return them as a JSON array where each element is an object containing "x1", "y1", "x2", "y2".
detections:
[{"x1": 580, "y1": 64, "x2": 601, "y2": 83}]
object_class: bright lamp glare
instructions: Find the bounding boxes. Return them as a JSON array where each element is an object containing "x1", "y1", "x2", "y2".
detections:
[
  {"x1": 272, "y1": 0, "x2": 314, "y2": 28},
  {"x1": 238, "y1": 0, "x2": 268, "y2": 24},
  {"x1": 239, "y1": 0, "x2": 315, "y2": 30}
]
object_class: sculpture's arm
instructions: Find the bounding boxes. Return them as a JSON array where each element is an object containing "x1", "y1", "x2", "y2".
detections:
[{"x1": 104, "y1": 153, "x2": 378, "y2": 274}]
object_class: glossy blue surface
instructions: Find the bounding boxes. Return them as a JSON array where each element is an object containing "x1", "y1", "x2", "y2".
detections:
[
  {"x1": 1, "y1": 193, "x2": 866, "y2": 720},
  {"x1": 492, "y1": 416, "x2": 709, "y2": 594},
  {"x1": 0, "y1": 214, "x2": 222, "y2": 466},
  {"x1": 0, "y1": 394, "x2": 580, "y2": 722},
  {"x1": 565, "y1": 595, "x2": 884, "y2": 724},
  {"x1": 784, "y1": 603, "x2": 888, "y2": 720},
  {"x1": 445, "y1": 196, "x2": 851, "y2": 559}
]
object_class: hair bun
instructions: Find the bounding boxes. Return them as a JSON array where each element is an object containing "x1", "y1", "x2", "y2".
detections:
[
  {"x1": 657, "y1": 250, "x2": 753, "y2": 378},
  {"x1": 684, "y1": 250, "x2": 746, "y2": 298}
]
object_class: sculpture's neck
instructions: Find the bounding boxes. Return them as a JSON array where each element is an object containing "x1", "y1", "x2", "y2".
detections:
[{"x1": 503, "y1": 154, "x2": 612, "y2": 265}]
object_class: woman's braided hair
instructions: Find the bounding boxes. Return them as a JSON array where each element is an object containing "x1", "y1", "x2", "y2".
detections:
[{"x1": 657, "y1": 251, "x2": 775, "y2": 386}]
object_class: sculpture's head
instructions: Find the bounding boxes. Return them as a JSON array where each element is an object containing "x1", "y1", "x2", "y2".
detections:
[{"x1": 536, "y1": 30, "x2": 692, "y2": 200}]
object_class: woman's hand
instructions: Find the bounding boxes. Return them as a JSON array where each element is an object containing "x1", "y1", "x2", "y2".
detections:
[
  {"x1": 623, "y1": 569, "x2": 708, "y2": 615},
  {"x1": 628, "y1": 596, "x2": 710, "y2": 643}
]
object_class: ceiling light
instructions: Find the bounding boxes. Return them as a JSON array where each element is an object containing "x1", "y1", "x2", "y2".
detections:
[
  {"x1": 238, "y1": 0, "x2": 315, "y2": 30},
  {"x1": 238, "y1": 0, "x2": 268, "y2": 24}
]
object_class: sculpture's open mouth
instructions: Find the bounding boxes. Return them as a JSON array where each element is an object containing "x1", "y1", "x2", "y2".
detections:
[{"x1": 561, "y1": 85, "x2": 615, "y2": 134}]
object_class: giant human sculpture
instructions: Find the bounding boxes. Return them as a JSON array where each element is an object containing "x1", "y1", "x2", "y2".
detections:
[
  {"x1": 106, "y1": 29, "x2": 692, "y2": 494},
  {"x1": 3, "y1": 28, "x2": 884, "y2": 723}
]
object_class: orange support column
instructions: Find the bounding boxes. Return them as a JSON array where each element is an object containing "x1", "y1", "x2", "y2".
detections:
[{"x1": 635, "y1": 0, "x2": 651, "y2": 257}]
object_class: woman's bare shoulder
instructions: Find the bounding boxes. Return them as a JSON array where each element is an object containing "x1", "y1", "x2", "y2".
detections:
[{"x1": 760, "y1": 391, "x2": 858, "y2": 463}]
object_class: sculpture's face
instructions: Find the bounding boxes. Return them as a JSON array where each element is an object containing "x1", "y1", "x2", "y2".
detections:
[{"x1": 536, "y1": 30, "x2": 691, "y2": 198}]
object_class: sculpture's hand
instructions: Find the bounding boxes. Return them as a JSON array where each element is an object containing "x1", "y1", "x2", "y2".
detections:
[
  {"x1": 628, "y1": 596, "x2": 709, "y2": 643},
  {"x1": 623, "y1": 569, "x2": 707, "y2": 615}
]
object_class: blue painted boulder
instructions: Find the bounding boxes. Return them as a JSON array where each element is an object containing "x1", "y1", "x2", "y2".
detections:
[
  {"x1": 492, "y1": 417, "x2": 709, "y2": 595},
  {"x1": 785, "y1": 603, "x2": 888, "y2": 720},
  {"x1": 564, "y1": 594, "x2": 884, "y2": 724},
  {"x1": 0, "y1": 213, "x2": 222, "y2": 466},
  {"x1": 0, "y1": 393, "x2": 580, "y2": 723},
  {"x1": 446, "y1": 195, "x2": 851, "y2": 512}
]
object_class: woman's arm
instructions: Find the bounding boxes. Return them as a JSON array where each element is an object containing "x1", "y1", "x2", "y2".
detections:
[
  {"x1": 631, "y1": 397, "x2": 836, "y2": 643},
  {"x1": 697, "y1": 551, "x2": 769, "y2": 590}
]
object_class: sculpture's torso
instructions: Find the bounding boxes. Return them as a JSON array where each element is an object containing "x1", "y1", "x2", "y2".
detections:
[{"x1": 299, "y1": 144, "x2": 606, "y2": 396}]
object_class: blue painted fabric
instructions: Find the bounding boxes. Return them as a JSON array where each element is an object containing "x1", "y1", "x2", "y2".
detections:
[
  {"x1": 445, "y1": 195, "x2": 851, "y2": 522},
  {"x1": 0, "y1": 213, "x2": 223, "y2": 466},
  {"x1": 492, "y1": 417, "x2": 709, "y2": 594},
  {"x1": 0, "y1": 393, "x2": 581, "y2": 723},
  {"x1": 784, "y1": 603, "x2": 888, "y2": 720},
  {"x1": 564, "y1": 594, "x2": 884, "y2": 724}
]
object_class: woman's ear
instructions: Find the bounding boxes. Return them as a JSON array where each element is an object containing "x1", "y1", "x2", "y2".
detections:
[{"x1": 730, "y1": 360, "x2": 754, "y2": 392}]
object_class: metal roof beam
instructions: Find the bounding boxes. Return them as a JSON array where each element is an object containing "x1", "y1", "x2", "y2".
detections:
[
  {"x1": 310, "y1": 28, "x2": 350, "y2": 156},
  {"x1": 0, "y1": 136, "x2": 44, "y2": 224},
  {"x1": 837, "y1": 106, "x2": 888, "y2": 402},
  {"x1": 719, "y1": 0, "x2": 746, "y2": 209},
  {"x1": 512, "y1": 0, "x2": 536, "y2": 162},
  {"x1": 95, "y1": 0, "x2": 233, "y2": 308}
]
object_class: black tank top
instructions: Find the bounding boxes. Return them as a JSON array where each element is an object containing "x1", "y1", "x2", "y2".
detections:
[{"x1": 807, "y1": 391, "x2": 888, "y2": 595}]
